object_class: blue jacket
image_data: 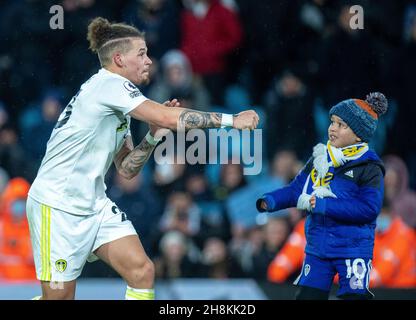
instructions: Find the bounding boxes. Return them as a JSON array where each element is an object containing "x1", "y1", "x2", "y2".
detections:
[{"x1": 256, "y1": 150, "x2": 385, "y2": 259}]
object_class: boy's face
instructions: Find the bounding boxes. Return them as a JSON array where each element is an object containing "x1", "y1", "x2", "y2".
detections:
[{"x1": 328, "y1": 115, "x2": 361, "y2": 148}]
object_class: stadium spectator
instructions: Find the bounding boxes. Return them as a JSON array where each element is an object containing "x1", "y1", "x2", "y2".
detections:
[
  {"x1": 0, "y1": 177, "x2": 36, "y2": 280},
  {"x1": 267, "y1": 218, "x2": 306, "y2": 283},
  {"x1": 228, "y1": 224, "x2": 262, "y2": 276},
  {"x1": 370, "y1": 199, "x2": 416, "y2": 288},
  {"x1": 180, "y1": 0, "x2": 243, "y2": 105},
  {"x1": 0, "y1": 0, "x2": 55, "y2": 114},
  {"x1": 59, "y1": 0, "x2": 110, "y2": 95},
  {"x1": 148, "y1": 49, "x2": 210, "y2": 111},
  {"x1": 270, "y1": 150, "x2": 303, "y2": 184},
  {"x1": 214, "y1": 163, "x2": 247, "y2": 202},
  {"x1": 264, "y1": 68, "x2": 317, "y2": 162},
  {"x1": 159, "y1": 191, "x2": 201, "y2": 238},
  {"x1": 154, "y1": 230, "x2": 202, "y2": 279},
  {"x1": 0, "y1": 124, "x2": 36, "y2": 182},
  {"x1": 108, "y1": 171, "x2": 163, "y2": 256},
  {"x1": 200, "y1": 236, "x2": 244, "y2": 278},
  {"x1": 0, "y1": 102, "x2": 9, "y2": 130},
  {"x1": 21, "y1": 90, "x2": 63, "y2": 164},
  {"x1": 248, "y1": 216, "x2": 291, "y2": 279},
  {"x1": 291, "y1": 0, "x2": 339, "y2": 89},
  {"x1": 236, "y1": 0, "x2": 301, "y2": 103},
  {"x1": 383, "y1": 154, "x2": 416, "y2": 229},
  {"x1": 318, "y1": 2, "x2": 381, "y2": 109},
  {"x1": 122, "y1": 0, "x2": 181, "y2": 60},
  {"x1": 387, "y1": 4, "x2": 416, "y2": 188},
  {"x1": 0, "y1": 167, "x2": 9, "y2": 196},
  {"x1": 184, "y1": 171, "x2": 230, "y2": 246},
  {"x1": 153, "y1": 153, "x2": 187, "y2": 206}
]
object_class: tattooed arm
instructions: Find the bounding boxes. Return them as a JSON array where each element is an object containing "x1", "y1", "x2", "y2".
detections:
[
  {"x1": 115, "y1": 99, "x2": 180, "y2": 180},
  {"x1": 177, "y1": 110, "x2": 223, "y2": 129},
  {"x1": 114, "y1": 134, "x2": 156, "y2": 180},
  {"x1": 116, "y1": 99, "x2": 259, "y2": 179},
  {"x1": 128, "y1": 100, "x2": 259, "y2": 130},
  {"x1": 114, "y1": 110, "x2": 221, "y2": 179}
]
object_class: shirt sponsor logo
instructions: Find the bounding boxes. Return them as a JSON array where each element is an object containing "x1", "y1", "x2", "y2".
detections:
[
  {"x1": 129, "y1": 91, "x2": 142, "y2": 98},
  {"x1": 123, "y1": 81, "x2": 142, "y2": 98}
]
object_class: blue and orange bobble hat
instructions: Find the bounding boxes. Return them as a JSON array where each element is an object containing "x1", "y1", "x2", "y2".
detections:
[{"x1": 329, "y1": 92, "x2": 388, "y2": 142}]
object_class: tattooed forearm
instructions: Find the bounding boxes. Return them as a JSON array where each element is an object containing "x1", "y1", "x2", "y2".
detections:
[
  {"x1": 119, "y1": 138, "x2": 156, "y2": 179},
  {"x1": 178, "y1": 110, "x2": 223, "y2": 129}
]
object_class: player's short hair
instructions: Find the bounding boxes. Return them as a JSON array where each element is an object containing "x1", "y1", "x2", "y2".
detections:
[{"x1": 87, "y1": 17, "x2": 145, "y2": 67}]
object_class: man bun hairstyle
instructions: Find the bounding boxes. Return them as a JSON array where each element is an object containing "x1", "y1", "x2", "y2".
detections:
[{"x1": 87, "y1": 17, "x2": 145, "y2": 66}]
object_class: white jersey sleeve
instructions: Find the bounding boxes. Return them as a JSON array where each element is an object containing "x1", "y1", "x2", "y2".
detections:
[{"x1": 98, "y1": 72, "x2": 148, "y2": 115}]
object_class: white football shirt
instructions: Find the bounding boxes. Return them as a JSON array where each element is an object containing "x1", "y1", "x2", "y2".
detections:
[{"x1": 29, "y1": 68, "x2": 148, "y2": 215}]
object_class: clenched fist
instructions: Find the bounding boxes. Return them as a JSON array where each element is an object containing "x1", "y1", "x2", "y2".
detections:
[{"x1": 233, "y1": 110, "x2": 259, "y2": 130}]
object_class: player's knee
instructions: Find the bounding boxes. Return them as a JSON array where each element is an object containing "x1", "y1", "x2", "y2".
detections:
[
  {"x1": 41, "y1": 281, "x2": 76, "y2": 300},
  {"x1": 42, "y1": 287, "x2": 75, "y2": 300},
  {"x1": 127, "y1": 258, "x2": 155, "y2": 288}
]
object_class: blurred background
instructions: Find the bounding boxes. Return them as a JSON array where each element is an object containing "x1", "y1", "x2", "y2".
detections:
[{"x1": 0, "y1": 0, "x2": 415, "y2": 299}]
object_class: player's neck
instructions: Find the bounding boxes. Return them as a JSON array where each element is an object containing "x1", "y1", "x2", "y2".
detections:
[{"x1": 104, "y1": 65, "x2": 122, "y2": 76}]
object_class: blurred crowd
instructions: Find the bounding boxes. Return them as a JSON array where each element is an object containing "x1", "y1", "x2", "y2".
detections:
[{"x1": 0, "y1": 0, "x2": 415, "y2": 288}]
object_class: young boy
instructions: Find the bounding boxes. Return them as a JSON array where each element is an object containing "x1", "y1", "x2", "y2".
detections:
[{"x1": 257, "y1": 92, "x2": 388, "y2": 300}]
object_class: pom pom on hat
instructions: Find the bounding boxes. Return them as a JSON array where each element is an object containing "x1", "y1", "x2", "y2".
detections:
[{"x1": 365, "y1": 92, "x2": 388, "y2": 117}]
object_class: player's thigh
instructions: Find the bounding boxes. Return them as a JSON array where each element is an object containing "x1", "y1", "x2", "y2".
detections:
[
  {"x1": 26, "y1": 196, "x2": 100, "y2": 282},
  {"x1": 89, "y1": 201, "x2": 146, "y2": 269},
  {"x1": 94, "y1": 234, "x2": 151, "y2": 275},
  {"x1": 293, "y1": 254, "x2": 336, "y2": 293},
  {"x1": 335, "y1": 257, "x2": 374, "y2": 299}
]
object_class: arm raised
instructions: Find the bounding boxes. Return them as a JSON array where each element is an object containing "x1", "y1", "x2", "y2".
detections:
[{"x1": 128, "y1": 100, "x2": 259, "y2": 130}]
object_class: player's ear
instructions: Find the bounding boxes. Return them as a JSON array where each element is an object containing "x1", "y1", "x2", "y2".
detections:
[
  {"x1": 113, "y1": 52, "x2": 124, "y2": 68},
  {"x1": 356, "y1": 136, "x2": 362, "y2": 142}
]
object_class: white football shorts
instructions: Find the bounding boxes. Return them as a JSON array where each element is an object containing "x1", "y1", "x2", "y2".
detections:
[{"x1": 26, "y1": 196, "x2": 137, "y2": 282}]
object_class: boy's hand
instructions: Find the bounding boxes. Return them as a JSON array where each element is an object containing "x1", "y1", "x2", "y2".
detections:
[
  {"x1": 256, "y1": 198, "x2": 268, "y2": 212},
  {"x1": 309, "y1": 195, "x2": 316, "y2": 209}
]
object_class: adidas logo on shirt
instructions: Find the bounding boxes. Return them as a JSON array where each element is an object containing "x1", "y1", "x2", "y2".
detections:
[{"x1": 344, "y1": 170, "x2": 354, "y2": 178}]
